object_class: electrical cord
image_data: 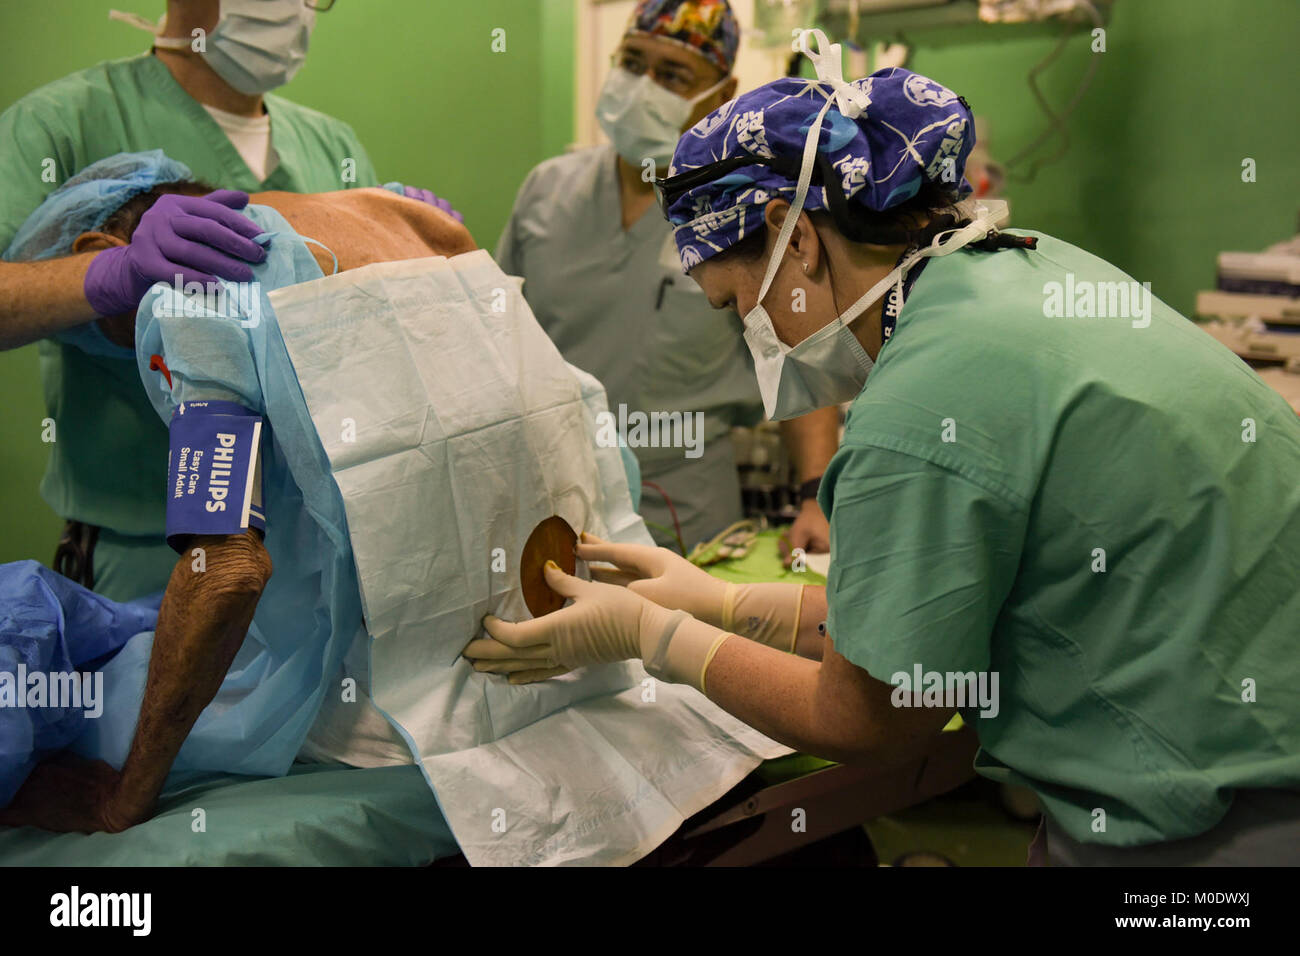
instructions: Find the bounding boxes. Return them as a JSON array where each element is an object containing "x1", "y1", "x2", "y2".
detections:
[
  {"x1": 1004, "y1": 0, "x2": 1104, "y2": 184},
  {"x1": 641, "y1": 479, "x2": 687, "y2": 555}
]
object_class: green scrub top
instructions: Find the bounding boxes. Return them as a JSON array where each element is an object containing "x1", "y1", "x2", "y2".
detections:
[
  {"x1": 821, "y1": 233, "x2": 1300, "y2": 848},
  {"x1": 0, "y1": 53, "x2": 379, "y2": 600},
  {"x1": 496, "y1": 146, "x2": 763, "y2": 549}
]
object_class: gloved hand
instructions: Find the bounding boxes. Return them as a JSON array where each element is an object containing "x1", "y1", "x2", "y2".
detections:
[
  {"x1": 580, "y1": 532, "x2": 806, "y2": 652},
  {"x1": 464, "y1": 561, "x2": 732, "y2": 690},
  {"x1": 83, "y1": 189, "x2": 267, "y2": 317},
  {"x1": 578, "y1": 532, "x2": 729, "y2": 625},
  {"x1": 402, "y1": 185, "x2": 465, "y2": 223}
]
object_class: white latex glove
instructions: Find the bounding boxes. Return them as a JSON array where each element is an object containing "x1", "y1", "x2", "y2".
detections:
[
  {"x1": 465, "y1": 561, "x2": 732, "y2": 689},
  {"x1": 577, "y1": 533, "x2": 729, "y2": 625},
  {"x1": 580, "y1": 533, "x2": 806, "y2": 653}
]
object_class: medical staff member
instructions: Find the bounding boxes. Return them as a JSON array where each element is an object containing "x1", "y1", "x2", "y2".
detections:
[
  {"x1": 497, "y1": 0, "x2": 839, "y2": 554},
  {"x1": 468, "y1": 35, "x2": 1300, "y2": 864},
  {"x1": 0, "y1": 0, "x2": 383, "y2": 601}
]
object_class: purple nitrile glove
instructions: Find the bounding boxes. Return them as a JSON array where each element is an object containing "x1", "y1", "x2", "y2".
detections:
[
  {"x1": 83, "y1": 189, "x2": 268, "y2": 317},
  {"x1": 401, "y1": 185, "x2": 465, "y2": 224}
]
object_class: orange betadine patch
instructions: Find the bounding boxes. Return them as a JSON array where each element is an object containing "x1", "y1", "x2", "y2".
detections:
[{"x1": 520, "y1": 516, "x2": 578, "y2": 618}]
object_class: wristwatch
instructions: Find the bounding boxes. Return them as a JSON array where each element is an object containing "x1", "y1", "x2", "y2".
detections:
[{"x1": 798, "y1": 476, "x2": 822, "y2": 503}]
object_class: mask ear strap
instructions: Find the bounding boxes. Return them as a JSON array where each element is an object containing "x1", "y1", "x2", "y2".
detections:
[
  {"x1": 110, "y1": 9, "x2": 191, "y2": 48},
  {"x1": 299, "y1": 236, "x2": 340, "y2": 275},
  {"x1": 836, "y1": 205, "x2": 1000, "y2": 329},
  {"x1": 690, "y1": 74, "x2": 733, "y2": 107},
  {"x1": 755, "y1": 97, "x2": 834, "y2": 309}
]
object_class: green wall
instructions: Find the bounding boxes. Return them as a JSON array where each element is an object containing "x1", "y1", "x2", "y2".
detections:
[
  {"x1": 868, "y1": 0, "x2": 1298, "y2": 317},
  {"x1": 0, "y1": 0, "x2": 574, "y2": 565}
]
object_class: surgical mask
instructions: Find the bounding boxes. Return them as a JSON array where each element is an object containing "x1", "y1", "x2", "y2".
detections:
[
  {"x1": 597, "y1": 67, "x2": 728, "y2": 168},
  {"x1": 111, "y1": 2, "x2": 316, "y2": 96},
  {"x1": 744, "y1": 206, "x2": 1003, "y2": 420},
  {"x1": 740, "y1": 31, "x2": 1005, "y2": 421}
]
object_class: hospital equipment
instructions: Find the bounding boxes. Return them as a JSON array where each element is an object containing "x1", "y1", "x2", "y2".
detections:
[
  {"x1": 1194, "y1": 230, "x2": 1300, "y2": 411},
  {"x1": 1216, "y1": 251, "x2": 1300, "y2": 299},
  {"x1": 686, "y1": 517, "x2": 761, "y2": 565}
]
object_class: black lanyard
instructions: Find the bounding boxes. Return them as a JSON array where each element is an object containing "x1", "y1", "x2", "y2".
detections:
[
  {"x1": 879, "y1": 229, "x2": 1038, "y2": 347},
  {"x1": 880, "y1": 250, "x2": 930, "y2": 348}
]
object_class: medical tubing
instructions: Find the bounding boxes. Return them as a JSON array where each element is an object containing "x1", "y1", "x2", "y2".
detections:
[{"x1": 641, "y1": 479, "x2": 686, "y2": 554}]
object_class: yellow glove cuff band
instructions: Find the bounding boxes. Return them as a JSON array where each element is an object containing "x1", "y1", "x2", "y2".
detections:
[{"x1": 720, "y1": 582, "x2": 739, "y2": 633}]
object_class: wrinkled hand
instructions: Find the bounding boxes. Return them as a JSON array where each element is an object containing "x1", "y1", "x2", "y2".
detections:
[
  {"x1": 0, "y1": 753, "x2": 131, "y2": 834},
  {"x1": 464, "y1": 561, "x2": 676, "y2": 684},
  {"x1": 84, "y1": 189, "x2": 267, "y2": 316},
  {"x1": 780, "y1": 500, "x2": 830, "y2": 568},
  {"x1": 402, "y1": 185, "x2": 465, "y2": 223},
  {"x1": 578, "y1": 532, "x2": 728, "y2": 626}
]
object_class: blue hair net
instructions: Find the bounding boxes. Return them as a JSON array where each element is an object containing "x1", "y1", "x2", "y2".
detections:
[
  {"x1": 3, "y1": 150, "x2": 194, "y2": 264},
  {"x1": 2, "y1": 150, "x2": 194, "y2": 359}
]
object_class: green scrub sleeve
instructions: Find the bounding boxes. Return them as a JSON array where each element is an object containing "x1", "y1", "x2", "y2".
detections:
[
  {"x1": 0, "y1": 99, "x2": 67, "y2": 251},
  {"x1": 822, "y1": 444, "x2": 1027, "y2": 682}
]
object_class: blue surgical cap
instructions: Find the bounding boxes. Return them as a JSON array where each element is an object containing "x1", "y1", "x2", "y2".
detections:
[
  {"x1": 663, "y1": 66, "x2": 975, "y2": 271},
  {"x1": 3, "y1": 149, "x2": 194, "y2": 263}
]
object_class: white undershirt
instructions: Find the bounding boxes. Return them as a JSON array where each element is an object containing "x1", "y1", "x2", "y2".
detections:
[{"x1": 202, "y1": 104, "x2": 279, "y2": 181}]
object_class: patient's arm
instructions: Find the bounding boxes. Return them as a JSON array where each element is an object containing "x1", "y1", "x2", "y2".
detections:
[
  {"x1": 0, "y1": 530, "x2": 270, "y2": 833},
  {"x1": 104, "y1": 530, "x2": 271, "y2": 831}
]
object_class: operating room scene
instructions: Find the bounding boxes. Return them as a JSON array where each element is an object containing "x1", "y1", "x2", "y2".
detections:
[{"x1": 0, "y1": 0, "x2": 1297, "y2": 876}]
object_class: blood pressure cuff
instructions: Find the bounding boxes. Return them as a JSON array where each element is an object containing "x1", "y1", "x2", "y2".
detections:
[{"x1": 165, "y1": 400, "x2": 266, "y2": 551}]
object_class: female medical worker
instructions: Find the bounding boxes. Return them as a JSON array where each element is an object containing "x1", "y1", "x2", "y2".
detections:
[
  {"x1": 467, "y1": 33, "x2": 1300, "y2": 865},
  {"x1": 0, "y1": 0, "x2": 416, "y2": 602},
  {"x1": 497, "y1": 0, "x2": 839, "y2": 555}
]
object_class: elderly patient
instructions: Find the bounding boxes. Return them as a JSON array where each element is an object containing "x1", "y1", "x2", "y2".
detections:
[{"x1": 0, "y1": 158, "x2": 475, "y2": 832}]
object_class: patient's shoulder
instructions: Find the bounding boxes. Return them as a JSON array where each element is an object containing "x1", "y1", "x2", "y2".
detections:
[{"x1": 253, "y1": 189, "x2": 477, "y2": 267}]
